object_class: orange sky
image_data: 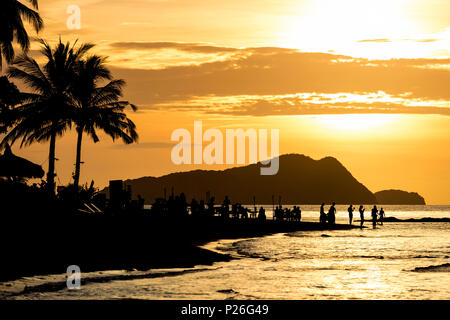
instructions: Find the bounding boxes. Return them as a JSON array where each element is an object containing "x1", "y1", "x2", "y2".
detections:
[{"x1": 5, "y1": 0, "x2": 450, "y2": 204}]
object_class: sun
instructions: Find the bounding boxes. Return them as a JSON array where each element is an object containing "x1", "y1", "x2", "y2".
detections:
[
  {"x1": 314, "y1": 114, "x2": 400, "y2": 132},
  {"x1": 279, "y1": 0, "x2": 419, "y2": 59}
]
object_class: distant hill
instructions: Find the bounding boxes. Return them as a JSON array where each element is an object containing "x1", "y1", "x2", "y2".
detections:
[
  {"x1": 104, "y1": 154, "x2": 379, "y2": 205},
  {"x1": 375, "y1": 190, "x2": 426, "y2": 205}
]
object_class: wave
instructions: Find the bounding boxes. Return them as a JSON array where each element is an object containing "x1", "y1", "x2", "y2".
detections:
[
  {"x1": 3, "y1": 267, "x2": 218, "y2": 299},
  {"x1": 216, "y1": 288, "x2": 260, "y2": 300},
  {"x1": 383, "y1": 217, "x2": 450, "y2": 223},
  {"x1": 413, "y1": 255, "x2": 444, "y2": 259},
  {"x1": 285, "y1": 233, "x2": 367, "y2": 238},
  {"x1": 235, "y1": 249, "x2": 272, "y2": 261},
  {"x1": 411, "y1": 263, "x2": 450, "y2": 272},
  {"x1": 286, "y1": 233, "x2": 424, "y2": 238}
]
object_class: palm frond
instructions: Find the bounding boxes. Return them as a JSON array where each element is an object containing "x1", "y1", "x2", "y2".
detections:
[
  {"x1": 16, "y1": 1, "x2": 44, "y2": 32},
  {"x1": 26, "y1": 0, "x2": 40, "y2": 10}
]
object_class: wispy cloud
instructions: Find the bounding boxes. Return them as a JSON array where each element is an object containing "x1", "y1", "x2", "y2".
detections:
[
  {"x1": 109, "y1": 41, "x2": 239, "y2": 54},
  {"x1": 358, "y1": 38, "x2": 391, "y2": 43},
  {"x1": 358, "y1": 38, "x2": 440, "y2": 43},
  {"x1": 110, "y1": 142, "x2": 174, "y2": 149},
  {"x1": 106, "y1": 46, "x2": 450, "y2": 117},
  {"x1": 153, "y1": 92, "x2": 450, "y2": 116}
]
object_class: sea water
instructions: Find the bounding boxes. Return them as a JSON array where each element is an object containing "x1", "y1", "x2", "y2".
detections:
[{"x1": 1, "y1": 205, "x2": 449, "y2": 300}]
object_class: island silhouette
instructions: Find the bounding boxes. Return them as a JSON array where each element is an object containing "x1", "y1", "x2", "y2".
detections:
[
  {"x1": 375, "y1": 189, "x2": 426, "y2": 205},
  {"x1": 104, "y1": 154, "x2": 425, "y2": 205}
]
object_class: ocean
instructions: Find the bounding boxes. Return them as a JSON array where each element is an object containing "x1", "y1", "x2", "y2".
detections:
[{"x1": 1, "y1": 205, "x2": 449, "y2": 300}]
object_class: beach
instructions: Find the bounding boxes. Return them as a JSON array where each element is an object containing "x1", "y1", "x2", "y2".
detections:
[
  {"x1": 0, "y1": 205, "x2": 449, "y2": 299},
  {"x1": 0, "y1": 211, "x2": 361, "y2": 283}
]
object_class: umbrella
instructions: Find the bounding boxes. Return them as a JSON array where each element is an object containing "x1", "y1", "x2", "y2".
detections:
[{"x1": 0, "y1": 144, "x2": 45, "y2": 179}]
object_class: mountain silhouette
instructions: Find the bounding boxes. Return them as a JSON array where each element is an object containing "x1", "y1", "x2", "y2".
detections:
[
  {"x1": 375, "y1": 189, "x2": 426, "y2": 205},
  {"x1": 106, "y1": 154, "x2": 379, "y2": 204}
]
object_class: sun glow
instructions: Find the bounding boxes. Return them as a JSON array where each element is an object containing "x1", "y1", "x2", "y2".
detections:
[
  {"x1": 314, "y1": 114, "x2": 400, "y2": 132},
  {"x1": 279, "y1": 0, "x2": 422, "y2": 59}
]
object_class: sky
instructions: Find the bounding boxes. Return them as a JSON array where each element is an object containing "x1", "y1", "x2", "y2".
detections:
[{"x1": 5, "y1": 0, "x2": 450, "y2": 204}]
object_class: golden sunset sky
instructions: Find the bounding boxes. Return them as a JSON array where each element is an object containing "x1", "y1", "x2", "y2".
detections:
[{"x1": 7, "y1": 0, "x2": 450, "y2": 204}]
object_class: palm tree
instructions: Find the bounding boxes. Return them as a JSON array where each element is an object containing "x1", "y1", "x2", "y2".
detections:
[
  {"x1": 2, "y1": 39, "x2": 94, "y2": 194},
  {"x1": 71, "y1": 55, "x2": 138, "y2": 190},
  {"x1": 0, "y1": 0, "x2": 43, "y2": 68},
  {"x1": 0, "y1": 76, "x2": 23, "y2": 134}
]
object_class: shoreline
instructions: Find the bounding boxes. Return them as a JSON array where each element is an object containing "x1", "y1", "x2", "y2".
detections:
[
  {"x1": 356, "y1": 217, "x2": 450, "y2": 223},
  {"x1": 2, "y1": 214, "x2": 448, "y2": 283},
  {"x1": 382, "y1": 217, "x2": 450, "y2": 223},
  {"x1": 0, "y1": 216, "x2": 362, "y2": 283}
]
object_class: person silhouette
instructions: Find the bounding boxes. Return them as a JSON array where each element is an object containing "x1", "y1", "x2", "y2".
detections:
[
  {"x1": 379, "y1": 207, "x2": 385, "y2": 225},
  {"x1": 199, "y1": 200, "x2": 205, "y2": 215},
  {"x1": 190, "y1": 198, "x2": 199, "y2": 215},
  {"x1": 207, "y1": 196, "x2": 215, "y2": 216},
  {"x1": 328, "y1": 202, "x2": 336, "y2": 225},
  {"x1": 222, "y1": 196, "x2": 230, "y2": 218},
  {"x1": 371, "y1": 205, "x2": 378, "y2": 229},
  {"x1": 320, "y1": 203, "x2": 327, "y2": 224},
  {"x1": 359, "y1": 205, "x2": 365, "y2": 228},
  {"x1": 232, "y1": 203, "x2": 238, "y2": 219},
  {"x1": 347, "y1": 204, "x2": 354, "y2": 225},
  {"x1": 179, "y1": 192, "x2": 187, "y2": 215},
  {"x1": 258, "y1": 206, "x2": 266, "y2": 221}
]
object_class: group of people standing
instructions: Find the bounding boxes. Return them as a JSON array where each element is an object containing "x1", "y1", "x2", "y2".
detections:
[
  {"x1": 321, "y1": 203, "x2": 385, "y2": 228},
  {"x1": 274, "y1": 205, "x2": 302, "y2": 221},
  {"x1": 152, "y1": 193, "x2": 386, "y2": 229}
]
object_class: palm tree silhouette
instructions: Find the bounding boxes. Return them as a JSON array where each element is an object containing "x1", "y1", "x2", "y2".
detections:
[
  {"x1": 71, "y1": 54, "x2": 138, "y2": 191},
  {"x1": 2, "y1": 39, "x2": 93, "y2": 194},
  {"x1": 0, "y1": 0, "x2": 43, "y2": 68},
  {"x1": 0, "y1": 76, "x2": 23, "y2": 134}
]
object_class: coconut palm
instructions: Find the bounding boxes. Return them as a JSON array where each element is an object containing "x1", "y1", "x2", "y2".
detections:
[
  {"x1": 2, "y1": 39, "x2": 94, "y2": 194},
  {"x1": 71, "y1": 55, "x2": 138, "y2": 190},
  {"x1": 0, "y1": 76, "x2": 23, "y2": 134},
  {"x1": 0, "y1": 0, "x2": 43, "y2": 69}
]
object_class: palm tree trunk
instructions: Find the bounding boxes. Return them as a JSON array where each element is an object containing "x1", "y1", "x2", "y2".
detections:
[
  {"x1": 47, "y1": 132, "x2": 56, "y2": 195},
  {"x1": 73, "y1": 127, "x2": 83, "y2": 191}
]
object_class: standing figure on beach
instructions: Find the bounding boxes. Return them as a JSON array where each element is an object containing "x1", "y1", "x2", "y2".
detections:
[
  {"x1": 371, "y1": 205, "x2": 378, "y2": 228},
  {"x1": 258, "y1": 207, "x2": 266, "y2": 221},
  {"x1": 199, "y1": 200, "x2": 206, "y2": 215},
  {"x1": 347, "y1": 204, "x2": 354, "y2": 225},
  {"x1": 320, "y1": 203, "x2": 327, "y2": 224},
  {"x1": 232, "y1": 203, "x2": 238, "y2": 219},
  {"x1": 207, "y1": 197, "x2": 215, "y2": 216},
  {"x1": 296, "y1": 206, "x2": 302, "y2": 222},
  {"x1": 222, "y1": 196, "x2": 231, "y2": 218},
  {"x1": 180, "y1": 193, "x2": 188, "y2": 215},
  {"x1": 328, "y1": 202, "x2": 336, "y2": 225},
  {"x1": 275, "y1": 206, "x2": 284, "y2": 221},
  {"x1": 379, "y1": 208, "x2": 385, "y2": 225},
  {"x1": 284, "y1": 208, "x2": 291, "y2": 221},
  {"x1": 239, "y1": 205, "x2": 249, "y2": 219},
  {"x1": 359, "y1": 205, "x2": 365, "y2": 227},
  {"x1": 292, "y1": 206, "x2": 301, "y2": 222}
]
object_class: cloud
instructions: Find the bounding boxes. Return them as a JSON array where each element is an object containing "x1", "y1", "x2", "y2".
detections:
[
  {"x1": 358, "y1": 39, "x2": 391, "y2": 43},
  {"x1": 109, "y1": 42, "x2": 239, "y2": 54},
  {"x1": 110, "y1": 142, "x2": 174, "y2": 149},
  {"x1": 358, "y1": 38, "x2": 440, "y2": 43},
  {"x1": 153, "y1": 92, "x2": 450, "y2": 116},
  {"x1": 107, "y1": 46, "x2": 450, "y2": 116},
  {"x1": 103, "y1": 41, "x2": 246, "y2": 69},
  {"x1": 12, "y1": 41, "x2": 450, "y2": 117},
  {"x1": 408, "y1": 39, "x2": 440, "y2": 43}
]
